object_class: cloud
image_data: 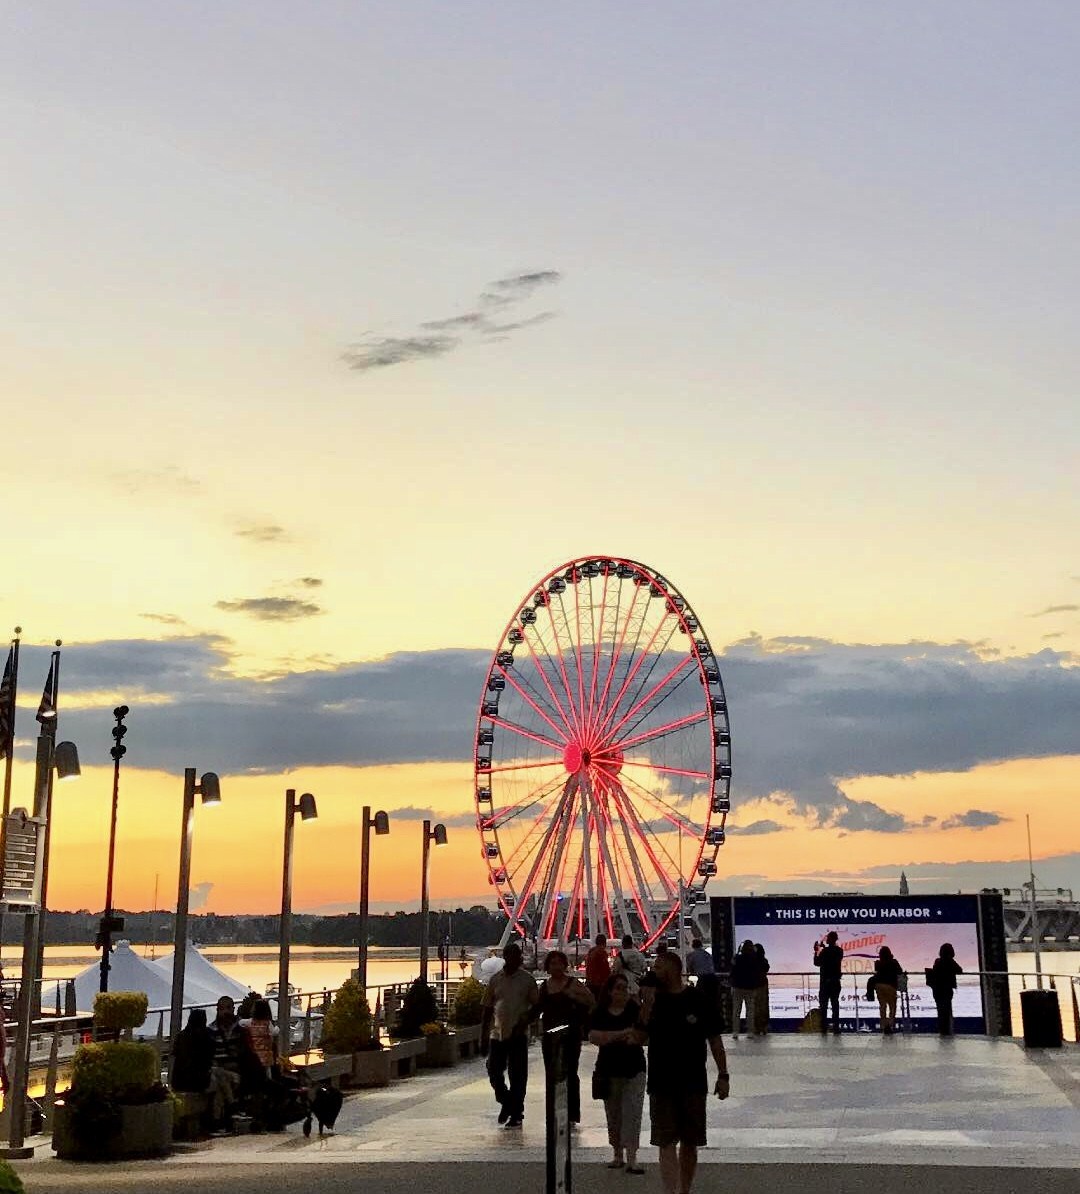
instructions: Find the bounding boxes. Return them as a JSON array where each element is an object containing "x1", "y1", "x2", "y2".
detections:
[
  {"x1": 110, "y1": 467, "x2": 201, "y2": 496},
  {"x1": 139, "y1": 612, "x2": 186, "y2": 626},
  {"x1": 297, "y1": 577, "x2": 323, "y2": 589},
  {"x1": 732, "y1": 819, "x2": 787, "y2": 836},
  {"x1": 18, "y1": 635, "x2": 1080, "y2": 833},
  {"x1": 235, "y1": 523, "x2": 290, "y2": 544},
  {"x1": 343, "y1": 333, "x2": 459, "y2": 372},
  {"x1": 215, "y1": 597, "x2": 324, "y2": 622},
  {"x1": 188, "y1": 882, "x2": 214, "y2": 911},
  {"x1": 940, "y1": 809, "x2": 1007, "y2": 830},
  {"x1": 386, "y1": 806, "x2": 477, "y2": 829},
  {"x1": 344, "y1": 270, "x2": 561, "y2": 372},
  {"x1": 1043, "y1": 632, "x2": 1065, "y2": 640},
  {"x1": 1029, "y1": 604, "x2": 1080, "y2": 617}
]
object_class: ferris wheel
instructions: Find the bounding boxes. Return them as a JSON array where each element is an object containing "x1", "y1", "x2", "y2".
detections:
[{"x1": 474, "y1": 556, "x2": 731, "y2": 950}]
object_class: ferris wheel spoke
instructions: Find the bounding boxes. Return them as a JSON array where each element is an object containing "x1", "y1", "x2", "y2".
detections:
[
  {"x1": 501, "y1": 799, "x2": 563, "y2": 871},
  {"x1": 582, "y1": 771, "x2": 632, "y2": 941},
  {"x1": 486, "y1": 714, "x2": 565, "y2": 753},
  {"x1": 599, "y1": 656, "x2": 696, "y2": 748},
  {"x1": 542, "y1": 599, "x2": 586, "y2": 740},
  {"x1": 487, "y1": 773, "x2": 566, "y2": 832},
  {"x1": 612, "y1": 665, "x2": 699, "y2": 748},
  {"x1": 536, "y1": 789, "x2": 580, "y2": 940},
  {"x1": 600, "y1": 707, "x2": 709, "y2": 756},
  {"x1": 595, "y1": 584, "x2": 650, "y2": 746},
  {"x1": 615, "y1": 765, "x2": 704, "y2": 838},
  {"x1": 503, "y1": 775, "x2": 578, "y2": 943},
  {"x1": 595, "y1": 572, "x2": 637, "y2": 734},
  {"x1": 571, "y1": 582, "x2": 588, "y2": 740},
  {"x1": 587, "y1": 569, "x2": 610, "y2": 734},
  {"x1": 518, "y1": 629, "x2": 579, "y2": 740},
  {"x1": 618, "y1": 759, "x2": 712, "y2": 781},
  {"x1": 497, "y1": 663, "x2": 573, "y2": 743},
  {"x1": 599, "y1": 617, "x2": 683, "y2": 746},
  {"x1": 594, "y1": 787, "x2": 634, "y2": 940},
  {"x1": 605, "y1": 778, "x2": 677, "y2": 900},
  {"x1": 590, "y1": 607, "x2": 677, "y2": 749},
  {"x1": 596, "y1": 773, "x2": 656, "y2": 934},
  {"x1": 487, "y1": 756, "x2": 565, "y2": 775}
]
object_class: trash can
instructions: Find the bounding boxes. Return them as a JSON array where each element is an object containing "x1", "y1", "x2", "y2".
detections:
[{"x1": 1019, "y1": 988, "x2": 1062, "y2": 1048}]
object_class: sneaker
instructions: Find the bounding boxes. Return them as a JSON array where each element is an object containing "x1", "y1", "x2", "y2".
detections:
[
  {"x1": 505, "y1": 1117, "x2": 523, "y2": 1129},
  {"x1": 497, "y1": 1100, "x2": 510, "y2": 1125}
]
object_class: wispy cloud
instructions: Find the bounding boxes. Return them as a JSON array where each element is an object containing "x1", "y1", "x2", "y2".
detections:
[
  {"x1": 215, "y1": 597, "x2": 324, "y2": 622},
  {"x1": 733, "y1": 819, "x2": 787, "y2": 836},
  {"x1": 235, "y1": 523, "x2": 291, "y2": 544},
  {"x1": 940, "y1": 809, "x2": 1007, "y2": 830},
  {"x1": 344, "y1": 270, "x2": 562, "y2": 372},
  {"x1": 110, "y1": 467, "x2": 201, "y2": 496},
  {"x1": 1028, "y1": 604, "x2": 1080, "y2": 617},
  {"x1": 139, "y1": 612, "x2": 186, "y2": 626},
  {"x1": 297, "y1": 577, "x2": 323, "y2": 589}
]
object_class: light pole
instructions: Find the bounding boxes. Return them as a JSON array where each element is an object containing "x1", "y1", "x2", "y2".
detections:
[
  {"x1": 418, "y1": 819, "x2": 447, "y2": 985},
  {"x1": 168, "y1": 768, "x2": 220, "y2": 1063},
  {"x1": 278, "y1": 789, "x2": 317, "y2": 1048},
  {"x1": 3, "y1": 732, "x2": 80, "y2": 1156},
  {"x1": 98, "y1": 705, "x2": 129, "y2": 992},
  {"x1": 357, "y1": 806, "x2": 389, "y2": 994}
]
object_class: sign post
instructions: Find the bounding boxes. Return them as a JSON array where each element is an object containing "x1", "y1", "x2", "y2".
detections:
[{"x1": 544, "y1": 1024, "x2": 572, "y2": 1194}]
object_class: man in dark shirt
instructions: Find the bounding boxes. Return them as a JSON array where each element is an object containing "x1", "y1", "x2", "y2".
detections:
[
  {"x1": 638, "y1": 952, "x2": 728, "y2": 1194},
  {"x1": 813, "y1": 931, "x2": 844, "y2": 1035}
]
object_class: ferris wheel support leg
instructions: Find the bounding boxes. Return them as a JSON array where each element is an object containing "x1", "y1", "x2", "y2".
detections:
[
  {"x1": 535, "y1": 776, "x2": 579, "y2": 948},
  {"x1": 581, "y1": 781, "x2": 600, "y2": 945},
  {"x1": 498, "y1": 774, "x2": 577, "y2": 950},
  {"x1": 608, "y1": 783, "x2": 657, "y2": 938},
  {"x1": 583, "y1": 772, "x2": 634, "y2": 944}
]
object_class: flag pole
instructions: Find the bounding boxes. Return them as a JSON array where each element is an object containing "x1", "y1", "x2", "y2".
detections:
[{"x1": 31, "y1": 644, "x2": 61, "y2": 1018}]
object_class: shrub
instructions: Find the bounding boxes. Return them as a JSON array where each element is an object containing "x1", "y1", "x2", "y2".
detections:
[
  {"x1": 70, "y1": 1041, "x2": 159, "y2": 1103},
  {"x1": 449, "y1": 977, "x2": 485, "y2": 1027},
  {"x1": 93, "y1": 991, "x2": 148, "y2": 1032},
  {"x1": 420, "y1": 1021, "x2": 447, "y2": 1036},
  {"x1": 321, "y1": 979, "x2": 375, "y2": 1054},
  {"x1": 0, "y1": 1160, "x2": 25, "y2": 1193},
  {"x1": 396, "y1": 979, "x2": 440, "y2": 1038}
]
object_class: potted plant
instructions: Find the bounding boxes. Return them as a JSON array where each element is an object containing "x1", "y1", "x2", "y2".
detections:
[
  {"x1": 52, "y1": 992, "x2": 172, "y2": 1160},
  {"x1": 321, "y1": 979, "x2": 390, "y2": 1088},
  {"x1": 418, "y1": 1020, "x2": 457, "y2": 1069},
  {"x1": 394, "y1": 978, "x2": 439, "y2": 1038},
  {"x1": 448, "y1": 976, "x2": 485, "y2": 1057},
  {"x1": 0, "y1": 1160, "x2": 25, "y2": 1193}
]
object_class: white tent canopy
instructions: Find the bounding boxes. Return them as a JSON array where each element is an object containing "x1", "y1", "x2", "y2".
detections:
[{"x1": 150, "y1": 944, "x2": 252, "y2": 1006}]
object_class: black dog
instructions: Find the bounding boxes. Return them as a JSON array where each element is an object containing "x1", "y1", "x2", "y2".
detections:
[{"x1": 302, "y1": 1084, "x2": 344, "y2": 1137}]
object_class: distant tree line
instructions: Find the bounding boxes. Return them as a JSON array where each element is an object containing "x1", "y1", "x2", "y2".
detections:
[{"x1": 1, "y1": 906, "x2": 506, "y2": 949}]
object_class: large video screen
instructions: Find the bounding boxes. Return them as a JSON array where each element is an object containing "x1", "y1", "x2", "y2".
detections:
[{"x1": 726, "y1": 895, "x2": 986, "y2": 1033}]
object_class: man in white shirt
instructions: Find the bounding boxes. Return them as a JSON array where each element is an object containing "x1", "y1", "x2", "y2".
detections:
[{"x1": 480, "y1": 941, "x2": 539, "y2": 1128}]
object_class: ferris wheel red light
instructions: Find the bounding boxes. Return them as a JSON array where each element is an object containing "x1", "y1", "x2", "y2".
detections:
[{"x1": 474, "y1": 555, "x2": 732, "y2": 950}]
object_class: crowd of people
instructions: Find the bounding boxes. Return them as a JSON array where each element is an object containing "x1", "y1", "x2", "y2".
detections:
[{"x1": 481, "y1": 935, "x2": 729, "y2": 1194}]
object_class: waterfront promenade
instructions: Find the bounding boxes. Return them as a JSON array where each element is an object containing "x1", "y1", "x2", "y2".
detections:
[{"x1": 17, "y1": 1033, "x2": 1080, "y2": 1192}]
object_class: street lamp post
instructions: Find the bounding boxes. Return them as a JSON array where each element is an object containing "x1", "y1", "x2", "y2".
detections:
[
  {"x1": 168, "y1": 768, "x2": 220, "y2": 1064},
  {"x1": 98, "y1": 705, "x2": 129, "y2": 992},
  {"x1": 278, "y1": 789, "x2": 317, "y2": 1048},
  {"x1": 357, "y1": 806, "x2": 389, "y2": 994},
  {"x1": 418, "y1": 819, "x2": 447, "y2": 985},
  {"x1": 3, "y1": 732, "x2": 80, "y2": 1156}
]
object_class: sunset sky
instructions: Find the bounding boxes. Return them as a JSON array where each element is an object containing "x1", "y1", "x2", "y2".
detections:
[{"x1": 4, "y1": 4, "x2": 1079, "y2": 918}]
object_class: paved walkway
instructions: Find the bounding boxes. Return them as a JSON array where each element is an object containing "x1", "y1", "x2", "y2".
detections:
[{"x1": 17, "y1": 1034, "x2": 1080, "y2": 1190}]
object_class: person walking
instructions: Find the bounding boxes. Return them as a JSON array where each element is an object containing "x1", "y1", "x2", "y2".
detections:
[
  {"x1": 753, "y1": 943, "x2": 771, "y2": 1036},
  {"x1": 614, "y1": 933, "x2": 650, "y2": 992},
  {"x1": 638, "y1": 951, "x2": 729, "y2": 1194},
  {"x1": 585, "y1": 934, "x2": 612, "y2": 1001},
  {"x1": 873, "y1": 946, "x2": 903, "y2": 1035},
  {"x1": 536, "y1": 950, "x2": 594, "y2": 1126},
  {"x1": 813, "y1": 931, "x2": 844, "y2": 1035},
  {"x1": 589, "y1": 972, "x2": 647, "y2": 1173},
  {"x1": 928, "y1": 943, "x2": 963, "y2": 1036},
  {"x1": 480, "y1": 941, "x2": 539, "y2": 1129},
  {"x1": 684, "y1": 939, "x2": 714, "y2": 979},
  {"x1": 729, "y1": 939, "x2": 763, "y2": 1039}
]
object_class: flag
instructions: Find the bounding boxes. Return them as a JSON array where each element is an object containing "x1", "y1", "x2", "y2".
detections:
[
  {"x1": 0, "y1": 646, "x2": 14, "y2": 759},
  {"x1": 36, "y1": 654, "x2": 58, "y2": 724}
]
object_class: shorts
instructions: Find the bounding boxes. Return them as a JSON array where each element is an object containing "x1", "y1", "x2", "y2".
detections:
[{"x1": 648, "y1": 1090, "x2": 707, "y2": 1148}]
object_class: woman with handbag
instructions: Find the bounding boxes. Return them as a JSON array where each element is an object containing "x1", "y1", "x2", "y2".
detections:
[
  {"x1": 873, "y1": 946, "x2": 903, "y2": 1035},
  {"x1": 588, "y1": 972, "x2": 647, "y2": 1174},
  {"x1": 537, "y1": 950, "x2": 595, "y2": 1125}
]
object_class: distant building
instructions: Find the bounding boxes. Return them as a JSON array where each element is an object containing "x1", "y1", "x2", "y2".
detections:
[{"x1": 899, "y1": 871, "x2": 910, "y2": 896}]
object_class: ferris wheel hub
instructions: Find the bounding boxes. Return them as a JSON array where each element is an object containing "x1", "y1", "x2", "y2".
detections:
[{"x1": 563, "y1": 742, "x2": 591, "y2": 772}]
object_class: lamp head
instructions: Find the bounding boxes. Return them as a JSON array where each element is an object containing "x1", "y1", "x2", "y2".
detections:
[
  {"x1": 200, "y1": 772, "x2": 222, "y2": 806},
  {"x1": 373, "y1": 810, "x2": 390, "y2": 836},
  {"x1": 298, "y1": 792, "x2": 318, "y2": 822},
  {"x1": 432, "y1": 823, "x2": 448, "y2": 847},
  {"x1": 54, "y1": 741, "x2": 81, "y2": 780}
]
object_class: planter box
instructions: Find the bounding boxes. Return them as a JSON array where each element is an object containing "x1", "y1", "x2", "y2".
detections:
[
  {"x1": 349, "y1": 1048, "x2": 392, "y2": 1088},
  {"x1": 419, "y1": 1032, "x2": 458, "y2": 1069},
  {"x1": 451, "y1": 1023, "x2": 482, "y2": 1060},
  {"x1": 53, "y1": 1100, "x2": 173, "y2": 1160},
  {"x1": 388, "y1": 1037, "x2": 426, "y2": 1078}
]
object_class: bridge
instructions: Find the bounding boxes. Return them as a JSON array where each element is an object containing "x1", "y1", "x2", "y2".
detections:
[{"x1": 991, "y1": 887, "x2": 1080, "y2": 949}]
